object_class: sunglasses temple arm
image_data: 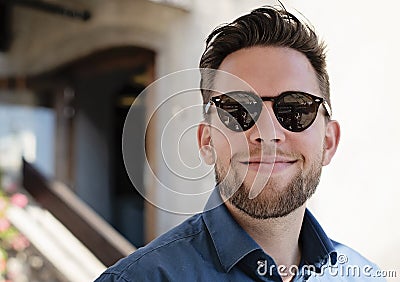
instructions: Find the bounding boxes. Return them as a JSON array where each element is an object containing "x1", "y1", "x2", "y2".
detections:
[
  {"x1": 204, "y1": 101, "x2": 213, "y2": 114},
  {"x1": 322, "y1": 101, "x2": 332, "y2": 117}
]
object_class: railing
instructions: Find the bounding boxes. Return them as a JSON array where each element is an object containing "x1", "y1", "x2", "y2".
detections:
[{"x1": 22, "y1": 159, "x2": 136, "y2": 267}]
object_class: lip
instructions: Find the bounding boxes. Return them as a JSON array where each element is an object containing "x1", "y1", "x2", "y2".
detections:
[{"x1": 239, "y1": 156, "x2": 297, "y2": 174}]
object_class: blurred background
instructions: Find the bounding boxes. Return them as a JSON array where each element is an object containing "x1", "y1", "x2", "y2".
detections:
[{"x1": 0, "y1": 0, "x2": 398, "y2": 281}]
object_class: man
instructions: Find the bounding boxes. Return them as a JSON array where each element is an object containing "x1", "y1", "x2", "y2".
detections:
[{"x1": 96, "y1": 6, "x2": 383, "y2": 281}]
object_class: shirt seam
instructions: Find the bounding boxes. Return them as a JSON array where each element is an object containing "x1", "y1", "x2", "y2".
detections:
[
  {"x1": 116, "y1": 229, "x2": 205, "y2": 279},
  {"x1": 99, "y1": 271, "x2": 129, "y2": 282}
]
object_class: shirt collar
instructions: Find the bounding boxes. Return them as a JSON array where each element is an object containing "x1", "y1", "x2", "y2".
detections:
[
  {"x1": 300, "y1": 209, "x2": 337, "y2": 270},
  {"x1": 202, "y1": 189, "x2": 337, "y2": 273},
  {"x1": 202, "y1": 190, "x2": 260, "y2": 272}
]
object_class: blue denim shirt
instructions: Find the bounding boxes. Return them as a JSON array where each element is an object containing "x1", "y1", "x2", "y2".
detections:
[{"x1": 95, "y1": 194, "x2": 385, "y2": 281}]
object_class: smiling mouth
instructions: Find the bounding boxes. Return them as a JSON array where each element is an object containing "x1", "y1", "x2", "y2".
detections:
[
  {"x1": 242, "y1": 160, "x2": 297, "y2": 165},
  {"x1": 239, "y1": 159, "x2": 298, "y2": 173},
  {"x1": 240, "y1": 158, "x2": 298, "y2": 165}
]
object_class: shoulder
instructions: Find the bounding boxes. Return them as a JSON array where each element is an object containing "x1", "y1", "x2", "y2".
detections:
[
  {"x1": 95, "y1": 213, "x2": 211, "y2": 281},
  {"x1": 332, "y1": 240, "x2": 377, "y2": 266}
]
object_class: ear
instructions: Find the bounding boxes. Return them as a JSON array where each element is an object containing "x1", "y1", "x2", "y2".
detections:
[
  {"x1": 197, "y1": 122, "x2": 215, "y2": 165},
  {"x1": 322, "y1": 120, "x2": 341, "y2": 166}
]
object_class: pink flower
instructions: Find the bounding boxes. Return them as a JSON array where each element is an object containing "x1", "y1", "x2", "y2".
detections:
[
  {"x1": 0, "y1": 218, "x2": 10, "y2": 232},
  {"x1": 0, "y1": 258, "x2": 6, "y2": 273},
  {"x1": 11, "y1": 234, "x2": 30, "y2": 251},
  {"x1": 10, "y1": 193, "x2": 28, "y2": 208}
]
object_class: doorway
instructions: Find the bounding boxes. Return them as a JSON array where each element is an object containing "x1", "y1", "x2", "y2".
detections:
[{"x1": 30, "y1": 46, "x2": 155, "y2": 247}]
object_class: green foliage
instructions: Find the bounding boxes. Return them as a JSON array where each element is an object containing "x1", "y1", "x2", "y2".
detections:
[{"x1": 0, "y1": 170, "x2": 30, "y2": 279}]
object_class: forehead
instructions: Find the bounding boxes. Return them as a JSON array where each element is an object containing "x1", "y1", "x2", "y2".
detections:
[{"x1": 213, "y1": 46, "x2": 320, "y2": 97}]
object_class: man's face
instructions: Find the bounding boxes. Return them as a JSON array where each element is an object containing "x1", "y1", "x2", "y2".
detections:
[{"x1": 198, "y1": 46, "x2": 340, "y2": 218}]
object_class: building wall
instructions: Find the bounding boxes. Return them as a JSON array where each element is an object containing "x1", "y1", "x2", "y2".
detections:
[{"x1": 0, "y1": 0, "x2": 398, "y2": 275}]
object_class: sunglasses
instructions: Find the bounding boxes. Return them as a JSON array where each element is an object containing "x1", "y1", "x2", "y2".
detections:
[{"x1": 204, "y1": 91, "x2": 331, "y2": 132}]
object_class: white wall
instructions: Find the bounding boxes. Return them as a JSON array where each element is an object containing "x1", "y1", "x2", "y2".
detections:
[{"x1": 290, "y1": 0, "x2": 400, "y2": 274}]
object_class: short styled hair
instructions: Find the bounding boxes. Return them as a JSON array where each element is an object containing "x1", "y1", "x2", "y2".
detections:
[{"x1": 199, "y1": 6, "x2": 330, "y2": 110}]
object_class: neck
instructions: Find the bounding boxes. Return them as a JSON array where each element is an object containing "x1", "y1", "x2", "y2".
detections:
[{"x1": 225, "y1": 202, "x2": 306, "y2": 280}]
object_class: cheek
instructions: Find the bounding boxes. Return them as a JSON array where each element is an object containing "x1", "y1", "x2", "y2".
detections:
[
  {"x1": 210, "y1": 127, "x2": 248, "y2": 164},
  {"x1": 211, "y1": 131, "x2": 232, "y2": 166},
  {"x1": 289, "y1": 123, "x2": 326, "y2": 163}
]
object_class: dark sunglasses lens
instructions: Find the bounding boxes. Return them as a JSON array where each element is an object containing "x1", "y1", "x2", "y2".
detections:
[
  {"x1": 216, "y1": 92, "x2": 261, "y2": 132},
  {"x1": 274, "y1": 93, "x2": 318, "y2": 132}
]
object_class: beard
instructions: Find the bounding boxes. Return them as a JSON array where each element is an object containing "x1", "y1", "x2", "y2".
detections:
[{"x1": 215, "y1": 149, "x2": 323, "y2": 219}]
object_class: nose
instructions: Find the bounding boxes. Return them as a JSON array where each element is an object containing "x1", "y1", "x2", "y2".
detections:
[{"x1": 247, "y1": 103, "x2": 286, "y2": 144}]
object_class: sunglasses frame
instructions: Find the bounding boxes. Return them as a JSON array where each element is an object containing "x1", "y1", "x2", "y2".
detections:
[{"x1": 204, "y1": 90, "x2": 332, "y2": 132}]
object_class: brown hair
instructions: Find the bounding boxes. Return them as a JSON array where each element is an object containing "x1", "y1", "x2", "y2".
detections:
[{"x1": 199, "y1": 6, "x2": 330, "y2": 110}]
